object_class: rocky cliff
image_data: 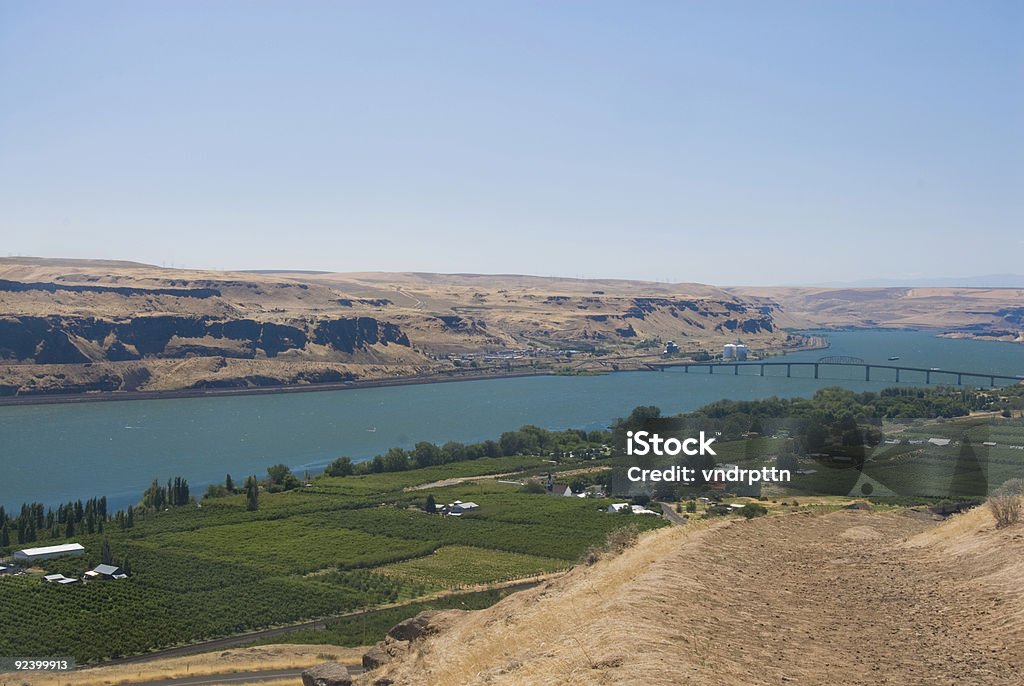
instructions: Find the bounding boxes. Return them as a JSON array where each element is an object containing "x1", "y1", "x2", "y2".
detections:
[{"x1": 0, "y1": 314, "x2": 410, "y2": 364}]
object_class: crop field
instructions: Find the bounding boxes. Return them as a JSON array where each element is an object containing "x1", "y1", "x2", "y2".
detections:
[
  {"x1": 0, "y1": 452, "x2": 645, "y2": 663},
  {"x1": 376, "y1": 546, "x2": 567, "y2": 588},
  {"x1": 150, "y1": 518, "x2": 440, "y2": 574}
]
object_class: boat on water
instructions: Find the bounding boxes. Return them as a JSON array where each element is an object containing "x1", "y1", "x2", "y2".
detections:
[{"x1": 888, "y1": 356, "x2": 900, "y2": 361}]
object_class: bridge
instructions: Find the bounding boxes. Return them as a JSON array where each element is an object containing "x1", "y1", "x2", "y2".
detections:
[{"x1": 644, "y1": 357, "x2": 1024, "y2": 387}]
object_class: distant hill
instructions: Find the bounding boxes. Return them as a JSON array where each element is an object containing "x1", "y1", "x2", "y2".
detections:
[
  {"x1": 730, "y1": 285, "x2": 1024, "y2": 343},
  {"x1": 0, "y1": 257, "x2": 787, "y2": 397},
  {"x1": 811, "y1": 274, "x2": 1024, "y2": 289}
]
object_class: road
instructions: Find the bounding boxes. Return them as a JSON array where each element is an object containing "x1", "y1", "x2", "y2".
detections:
[
  {"x1": 121, "y1": 668, "x2": 306, "y2": 686},
  {"x1": 659, "y1": 501, "x2": 688, "y2": 525},
  {"x1": 119, "y1": 665, "x2": 362, "y2": 686}
]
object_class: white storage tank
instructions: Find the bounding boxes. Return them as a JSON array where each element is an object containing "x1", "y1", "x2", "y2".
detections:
[{"x1": 723, "y1": 343, "x2": 737, "y2": 359}]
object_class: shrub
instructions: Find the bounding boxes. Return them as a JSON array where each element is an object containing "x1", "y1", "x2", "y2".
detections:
[
  {"x1": 604, "y1": 524, "x2": 640, "y2": 553},
  {"x1": 989, "y1": 479, "x2": 1024, "y2": 529},
  {"x1": 582, "y1": 523, "x2": 641, "y2": 565},
  {"x1": 740, "y1": 503, "x2": 768, "y2": 520}
]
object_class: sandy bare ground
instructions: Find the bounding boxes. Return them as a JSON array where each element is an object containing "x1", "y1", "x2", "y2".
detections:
[{"x1": 357, "y1": 508, "x2": 1024, "y2": 685}]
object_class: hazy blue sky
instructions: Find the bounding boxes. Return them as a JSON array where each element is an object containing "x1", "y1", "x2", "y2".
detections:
[{"x1": 1, "y1": 1, "x2": 1021, "y2": 285}]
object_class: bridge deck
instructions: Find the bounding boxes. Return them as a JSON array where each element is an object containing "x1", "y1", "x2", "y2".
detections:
[{"x1": 647, "y1": 360, "x2": 1022, "y2": 384}]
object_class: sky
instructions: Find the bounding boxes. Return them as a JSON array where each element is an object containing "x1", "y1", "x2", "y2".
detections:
[{"x1": 0, "y1": 1, "x2": 1021, "y2": 285}]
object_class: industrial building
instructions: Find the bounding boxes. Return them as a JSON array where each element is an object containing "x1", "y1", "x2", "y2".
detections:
[
  {"x1": 13, "y1": 542, "x2": 85, "y2": 563},
  {"x1": 723, "y1": 342, "x2": 749, "y2": 361}
]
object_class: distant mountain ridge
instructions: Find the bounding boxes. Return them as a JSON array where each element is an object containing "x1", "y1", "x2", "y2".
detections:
[{"x1": 809, "y1": 274, "x2": 1024, "y2": 289}]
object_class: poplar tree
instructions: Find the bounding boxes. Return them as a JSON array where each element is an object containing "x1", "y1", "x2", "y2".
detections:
[
  {"x1": 101, "y1": 537, "x2": 113, "y2": 565},
  {"x1": 245, "y1": 476, "x2": 259, "y2": 511}
]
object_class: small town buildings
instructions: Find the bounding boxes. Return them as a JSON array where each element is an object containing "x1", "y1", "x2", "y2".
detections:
[
  {"x1": 14, "y1": 543, "x2": 85, "y2": 563},
  {"x1": 550, "y1": 484, "x2": 573, "y2": 497},
  {"x1": 607, "y1": 503, "x2": 630, "y2": 513}
]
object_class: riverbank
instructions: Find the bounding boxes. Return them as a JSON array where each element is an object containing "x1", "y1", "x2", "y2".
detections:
[
  {"x1": 0, "y1": 367, "x2": 560, "y2": 407},
  {"x1": 0, "y1": 336, "x2": 834, "y2": 407}
]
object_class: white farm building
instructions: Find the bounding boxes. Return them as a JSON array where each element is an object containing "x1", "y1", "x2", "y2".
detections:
[{"x1": 13, "y1": 543, "x2": 85, "y2": 563}]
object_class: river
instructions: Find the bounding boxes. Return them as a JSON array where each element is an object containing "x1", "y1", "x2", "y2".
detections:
[{"x1": 0, "y1": 329, "x2": 1020, "y2": 511}]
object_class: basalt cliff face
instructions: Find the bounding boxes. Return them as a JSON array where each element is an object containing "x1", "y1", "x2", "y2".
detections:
[
  {"x1": 0, "y1": 314, "x2": 410, "y2": 364},
  {"x1": 0, "y1": 258, "x2": 797, "y2": 397}
]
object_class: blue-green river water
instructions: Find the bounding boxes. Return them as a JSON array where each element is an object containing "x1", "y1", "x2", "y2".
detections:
[{"x1": 1, "y1": 330, "x2": 1020, "y2": 510}]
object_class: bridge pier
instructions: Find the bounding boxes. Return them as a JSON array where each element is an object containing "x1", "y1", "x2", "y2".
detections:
[
  {"x1": 786, "y1": 364, "x2": 791, "y2": 378},
  {"x1": 813, "y1": 363, "x2": 819, "y2": 380},
  {"x1": 709, "y1": 365, "x2": 713, "y2": 374},
  {"x1": 734, "y1": 364, "x2": 739, "y2": 375},
  {"x1": 684, "y1": 365, "x2": 688, "y2": 373},
  {"x1": 895, "y1": 369, "x2": 900, "y2": 383},
  {"x1": 991, "y1": 376, "x2": 996, "y2": 387},
  {"x1": 926, "y1": 371, "x2": 931, "y2": 384},
  {"x1": 760, "y1": 364, "x2": 765, "y2": 377},
  {"x1": 957, "y1": 373, "x2": 962, "y2": 385},
  {"x1": 865, "y1": 366, "x2": 871, "y2": 381}
]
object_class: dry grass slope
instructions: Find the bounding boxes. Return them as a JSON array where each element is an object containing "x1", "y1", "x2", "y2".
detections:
[{"x1": 358, "y1": 509, "x2": 1024, "y2": 686}]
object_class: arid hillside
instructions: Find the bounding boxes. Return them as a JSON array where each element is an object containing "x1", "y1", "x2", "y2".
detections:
[
  {"x1": 5, "y1": 258, "x2": 1023, "y2": 397},
  {"x1": 0, "y1": 258, "x2": 790, "y2": 396},
  {"x1": 356, "y1": 507, "x2": 1024, "y2": 686},
  {"x1": 732, "y1": 286, "x2": 1024, "y2": 342}
]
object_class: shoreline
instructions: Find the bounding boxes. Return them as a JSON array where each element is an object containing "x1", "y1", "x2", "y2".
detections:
[
  {"x1": 0, "y1": 367, "x2": 563, "y2": 407},
  {"x1": 0, "y1": 334, "x2": 833, "y2": 408}
]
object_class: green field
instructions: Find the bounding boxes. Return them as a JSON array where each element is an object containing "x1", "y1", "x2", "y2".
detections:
[
  {"x1": 377, "y1": 545, "x2": 567, "y2": 588},
  {"x1": 0, "y1": 451, "x2": 655, "y2": 662}
]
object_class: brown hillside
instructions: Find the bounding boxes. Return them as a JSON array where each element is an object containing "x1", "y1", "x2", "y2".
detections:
[
  {"x1": 731, "y1": 286, "x2": 1024, "y2": 342},
  {"x1": 357, "y1": 509, "x2": 1024, "y2": 685},
  {"x1": 0, "y1": 258, "x2": 790, "y2": 396}
]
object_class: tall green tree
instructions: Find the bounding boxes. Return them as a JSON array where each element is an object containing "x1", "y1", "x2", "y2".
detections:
[
  {"x1": 101, "y1": 537, "x2": 113, "y2": 565},
  {"x1": 245, "y1": 476, "x2": 259, "y2": 511}
]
